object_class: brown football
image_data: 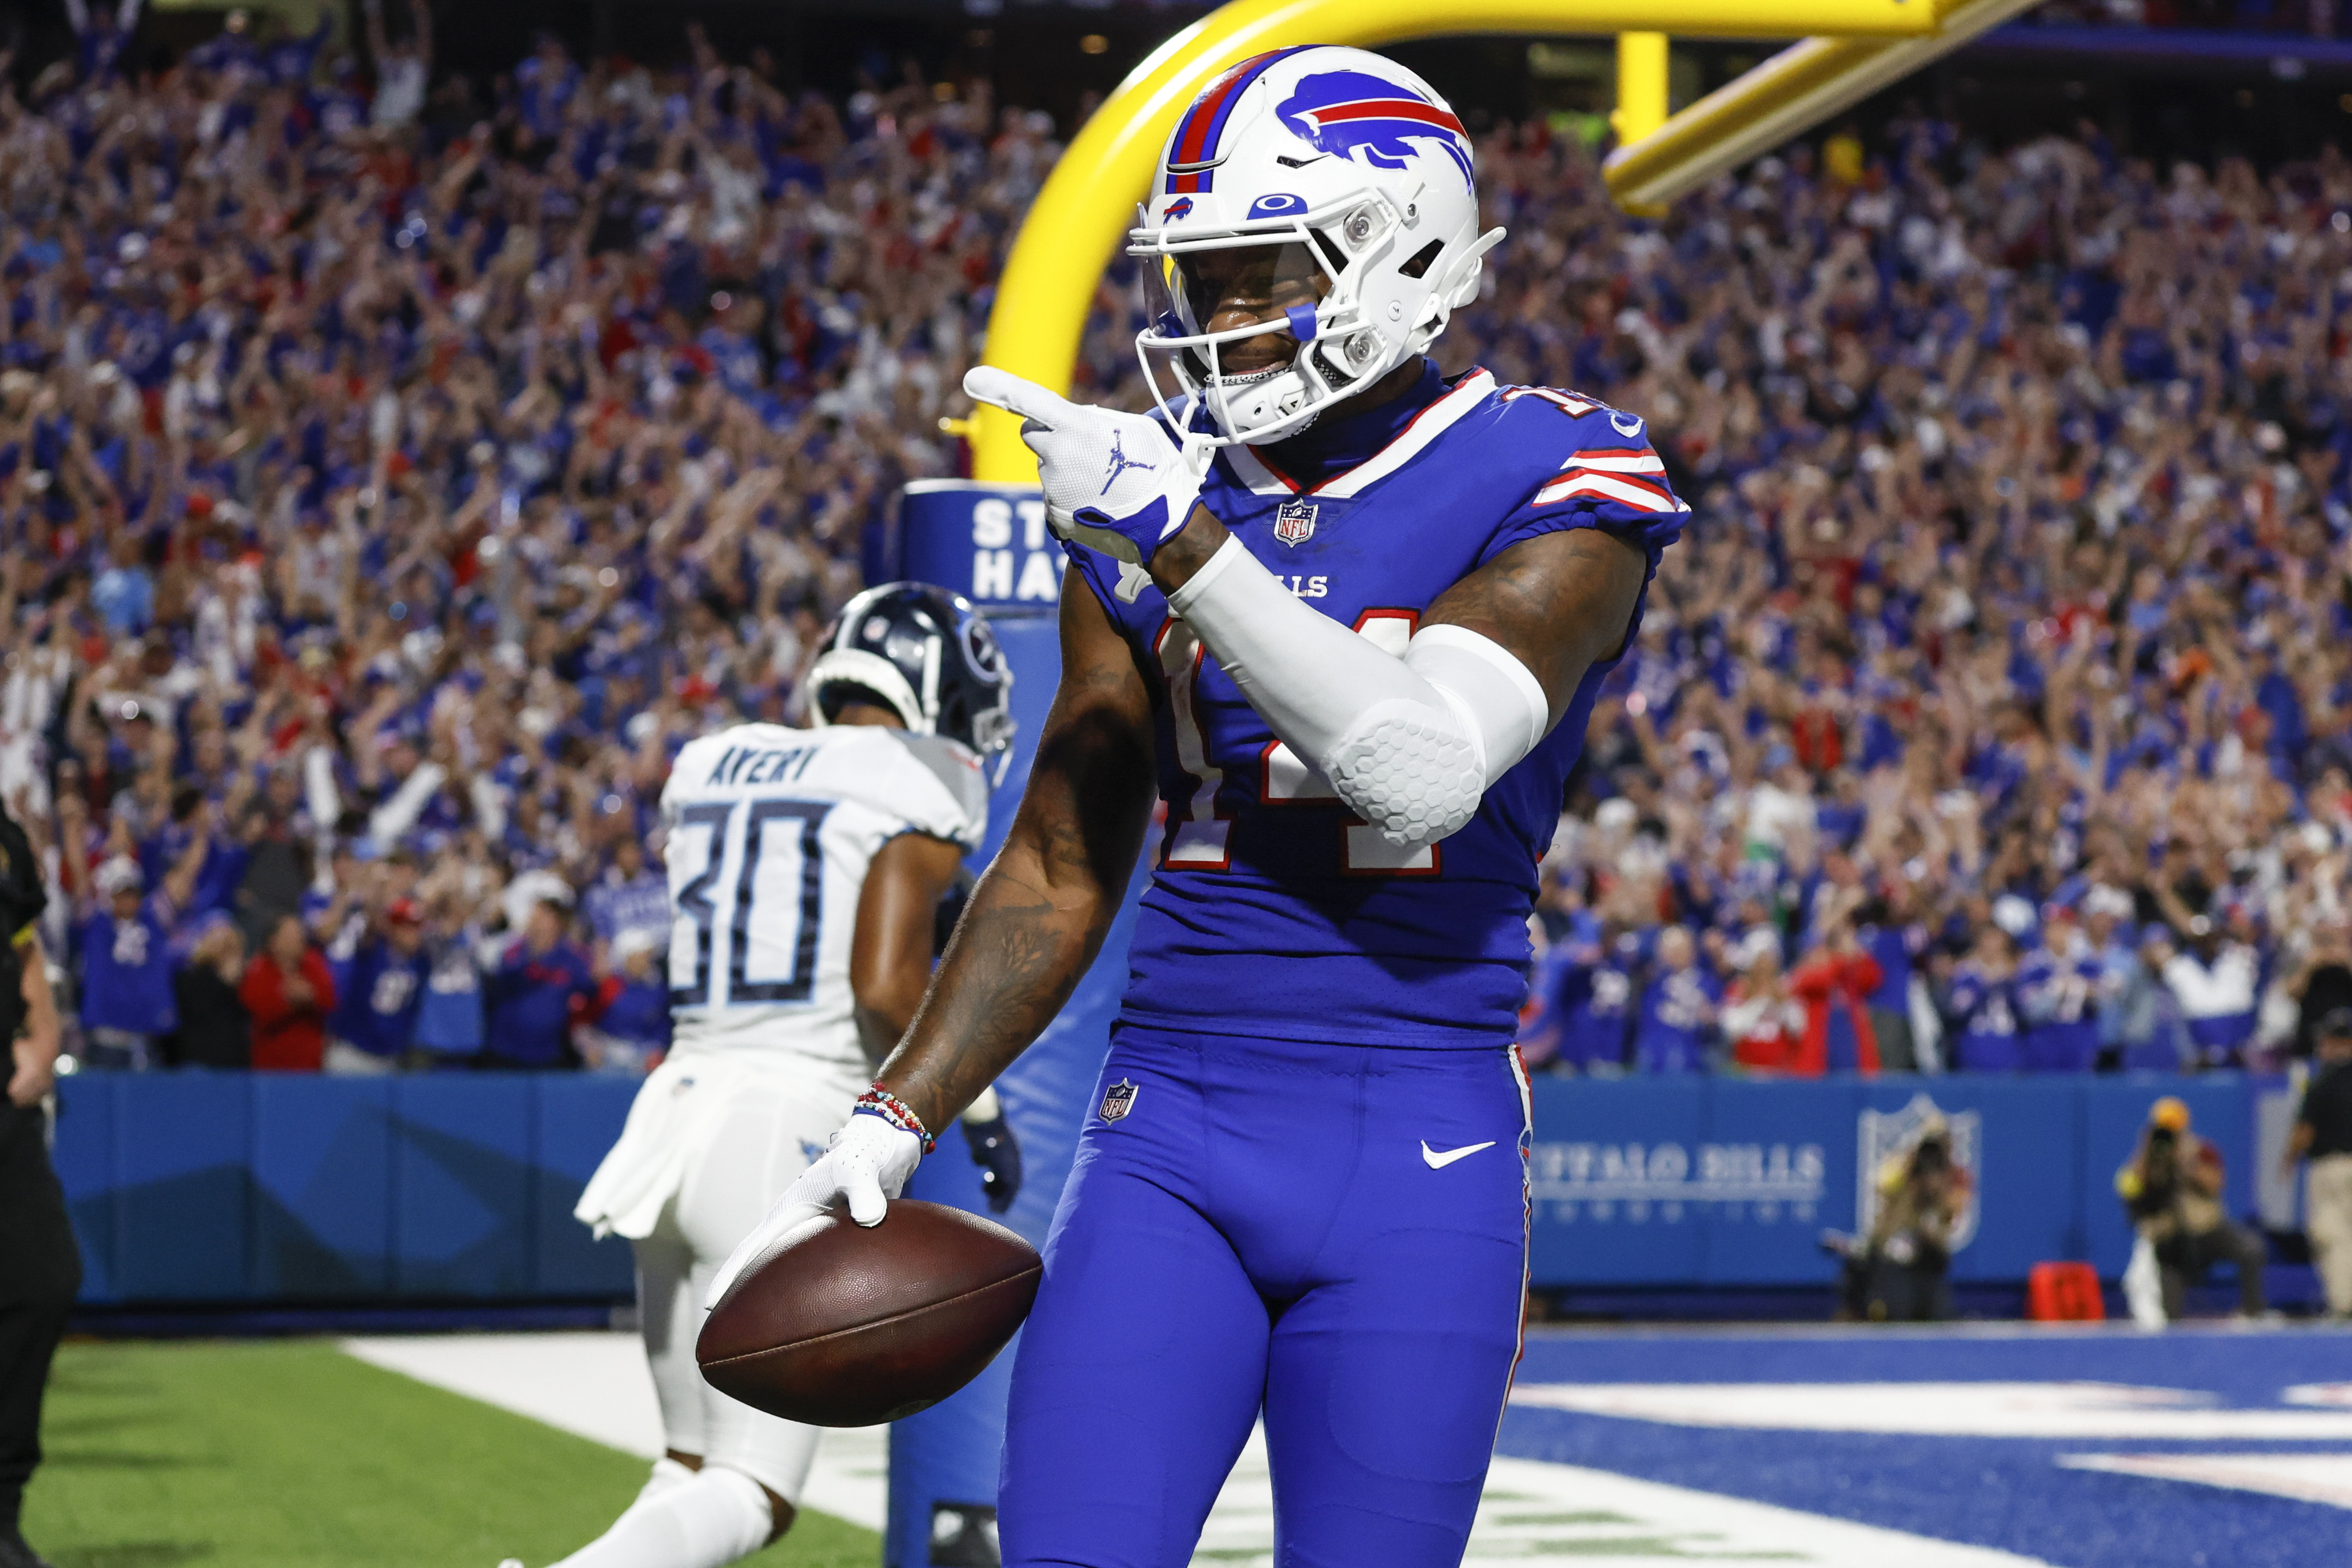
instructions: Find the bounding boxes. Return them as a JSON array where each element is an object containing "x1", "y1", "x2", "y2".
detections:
[{"x1": 696, "y1": 1200, "x2": 1042, "y2": 1427}]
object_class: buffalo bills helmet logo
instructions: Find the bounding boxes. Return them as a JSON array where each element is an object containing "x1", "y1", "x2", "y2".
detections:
[
  {"x1": 1245, "y1": 192, "x2": 1306, "y2": 221},
  {"x1": 1275, "y1": 71, "x2": 1472, "y2": 189},
  {"x1": 1163, "y1": 196, "x2": 1195, "y2": 222}
]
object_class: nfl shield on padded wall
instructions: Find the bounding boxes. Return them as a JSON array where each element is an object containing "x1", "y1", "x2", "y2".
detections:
[{"x1": 1273, "y1": 497, "x2": 1318, "y2": 546}]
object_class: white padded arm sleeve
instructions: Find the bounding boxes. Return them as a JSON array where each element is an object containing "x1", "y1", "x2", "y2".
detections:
[{"x1": 1165, "y1": 535, "x2": 1550, "y2": 847}]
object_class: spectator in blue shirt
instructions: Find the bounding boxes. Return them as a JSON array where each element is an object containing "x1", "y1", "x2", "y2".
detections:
[
  {"x1": 1946, "y1": 928, "x2": 2024, "y2": 1072},
  {"x1": 59, "y1": 792, "x2": 208, "y2": 1070},
  {"x1": 1635, "y1": 926, "x2": 1720, "y2": 1075},
  {"x1": 484, "y1": 896, "x2": 594, "y2": 1070},
  {"x1": 582, "y1": 927, "x2": 671, "y2": 1074},
  {"x1": 1858, "y1": 880, "x2": 1930, "y2": 1072},
  {"x1": 324, "y1": 899, "x2": 430, "y2": 1074},
  {"x1": 2018, "y1": 908, "x2": 2103, "y2": 1073},
  {"x1": 582, "y1": 838, "x2": 670, "y2": 970},
  {"x1": 89, "y1": 535, "x2": 153, "y2": 635},
  {"x1": 2109, "y1": 928, "x2": 2193, "y2": 1073},
  {"x1": 140, "y1": 783, "x2": 249, "y2": 930},
  {"x1": 411, "y1": 907, "x2": 487, "y2": 1067},
  {"x1": 1543, "y1": 921, "x2": 1639, "y2": 1076}
]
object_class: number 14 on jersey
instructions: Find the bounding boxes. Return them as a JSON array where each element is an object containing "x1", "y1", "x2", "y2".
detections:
[{"x1": 1155, "y1": 609, "x2": 1437, "y2": 877}]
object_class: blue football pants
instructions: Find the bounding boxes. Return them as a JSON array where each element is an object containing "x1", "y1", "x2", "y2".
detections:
[{"x1": 999, "y1": 1026, "x2": 1531, "y2": 1568}]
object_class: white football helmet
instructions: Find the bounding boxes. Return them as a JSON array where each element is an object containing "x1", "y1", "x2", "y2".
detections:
[{"x1": 1129, "y1": 45, "x2": 1505, "y2": 447}]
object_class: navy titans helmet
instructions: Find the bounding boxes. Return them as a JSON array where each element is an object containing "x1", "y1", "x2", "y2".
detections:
[{"x1": 808, "y1": 582, "x2": 1017, "y2": 777}]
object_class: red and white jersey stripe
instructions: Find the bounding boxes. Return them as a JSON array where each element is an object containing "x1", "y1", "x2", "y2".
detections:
[
  {"x1": 1532, "y1": 448, "x2": 1686, "y2": 515},
  {"x1": 1500, "y1": 385, "x2": 1602, "y2": 418}
]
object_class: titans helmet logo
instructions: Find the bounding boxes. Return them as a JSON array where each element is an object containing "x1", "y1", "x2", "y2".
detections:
[{"x1": 1275, "y1": 71, "x2": 1472, "y2": 190}]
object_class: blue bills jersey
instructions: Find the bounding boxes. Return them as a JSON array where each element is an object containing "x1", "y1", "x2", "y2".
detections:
[
  {"x1": 2017, "y1": 945, "x2": 2103, "y2": 1073},
  {"x1": 1948, "y1": 960, "x2": 2023, "y2": 1072},
  {"x1": 1062, "y1": 368, "x2": 1688, "y2": 1046}
]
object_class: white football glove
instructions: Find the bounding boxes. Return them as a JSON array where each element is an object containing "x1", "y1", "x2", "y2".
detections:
[
  {"x1": 962, "y1": 366, "x2": 1211, "y2": 566},
  {"x1": 703, "y1": 1112, "x2": 923, "y2": 1308}
]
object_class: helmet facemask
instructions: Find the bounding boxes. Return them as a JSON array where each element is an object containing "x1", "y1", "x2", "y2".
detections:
[{"x1": 1132, "y1": 191, "x2": 1425, "y2": 448}]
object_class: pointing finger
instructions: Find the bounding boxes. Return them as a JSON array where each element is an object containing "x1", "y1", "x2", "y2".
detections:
[{"x1": 962, "y1": 366, "x2": 1079, "y2": 428}]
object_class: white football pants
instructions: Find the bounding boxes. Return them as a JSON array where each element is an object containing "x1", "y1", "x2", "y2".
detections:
[{"x1": 634, "y1": 1068, "x2": 852, "y2": 1503}]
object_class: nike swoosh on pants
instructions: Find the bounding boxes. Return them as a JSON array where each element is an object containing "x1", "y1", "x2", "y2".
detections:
[{"x1": 1420, "y1": 1139, "x2": 1496, "y2": 1170}]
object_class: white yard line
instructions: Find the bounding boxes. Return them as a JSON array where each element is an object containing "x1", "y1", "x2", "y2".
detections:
[
  {"x1": 341, "y1": 1332, "x2": 888, "y2": 1532},
  {"x1": 1511, "y1": 1379, "x2": 2352, "y2": 1440},
  {"x1": 1196, "y1": 1426, "x2": 2056, "y2": 1567},
  {"x1": 344, "y1": 1333, "x2": 2055, "y2": 1565},
  {"x1": 2058, "y1": 1452, "x2": 2352, "y2": 1511}
]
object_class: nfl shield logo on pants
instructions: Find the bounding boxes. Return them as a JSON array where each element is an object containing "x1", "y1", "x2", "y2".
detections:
[
  {"x1": 1273, "y1": 498, "x2": 1318, "y2": 547},
  {"x1": 1099, "y1": 1078, "x2": 1139, "y2": 1122}
]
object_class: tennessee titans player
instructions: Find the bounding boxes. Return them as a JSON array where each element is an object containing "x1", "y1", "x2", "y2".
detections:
[{"x1": 717, "y1": 45, "x2": 1688, "y2": 1567}]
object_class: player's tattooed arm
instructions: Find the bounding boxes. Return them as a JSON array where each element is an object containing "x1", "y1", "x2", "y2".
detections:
[
  {"x1": 876, "y1": 576, "x2": 1158, "y2": 1132},
  {"x1": 1424, "y1": 526, "x2": 1650, "y2": 726}
]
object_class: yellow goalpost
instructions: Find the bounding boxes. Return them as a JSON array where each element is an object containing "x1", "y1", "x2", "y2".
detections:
[{"x1": 968, "y1": 0, "x2": 2017, "y2": 483}]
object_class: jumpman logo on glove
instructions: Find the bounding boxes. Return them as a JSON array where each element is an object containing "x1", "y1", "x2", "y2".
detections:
[{"x1": 1101, "y1": 431, "x2": 1157, "y2": 495}]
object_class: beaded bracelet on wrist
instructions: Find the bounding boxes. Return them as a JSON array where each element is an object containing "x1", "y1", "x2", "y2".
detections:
[{"x1": 854, "y1": 1086, "x2": 935, "y2": 1153}]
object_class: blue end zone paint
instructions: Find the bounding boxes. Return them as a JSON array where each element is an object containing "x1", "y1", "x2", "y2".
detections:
[{"x1": 1502, "y1": 1326, "x2": 2352, "y2": 1568}]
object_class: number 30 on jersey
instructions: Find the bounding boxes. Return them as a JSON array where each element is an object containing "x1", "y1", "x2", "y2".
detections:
[{"x1": 667, "y1": 797, "x2": 833, "y2": 1008}]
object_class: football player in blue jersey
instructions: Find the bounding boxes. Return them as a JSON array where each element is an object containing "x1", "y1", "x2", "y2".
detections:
[{"x1": 717, "y1": 44, "x2": 1688, "y2": 1568}]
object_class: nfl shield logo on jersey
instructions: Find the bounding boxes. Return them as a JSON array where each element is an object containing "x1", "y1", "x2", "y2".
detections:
[
  {"x1": 1099, "y1": 1078, "x2": 1140, "y2": 1122},
  {"x1": 1273, "y1": 498, "x2": 1318, "y2": 547}
]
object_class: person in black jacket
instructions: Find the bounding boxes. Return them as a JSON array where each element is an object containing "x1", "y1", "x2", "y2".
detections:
[
  {"x1": 0, "y1": 801, "x2": 77, "y2": 1568},
  {"x1": 2291, "y1": 922, "x2": 2352, "y2": 1062},
  {"x1": 2284, "y1": 1010, "x2": 2352, "y2": 1319},
  {"x1": 165, "y1": 918, "x2": 250, "y2": 1070}
]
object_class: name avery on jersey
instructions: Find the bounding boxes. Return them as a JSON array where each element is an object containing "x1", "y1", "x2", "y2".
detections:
[{"x1": 698, "y1": 742, "x2": 825, "y2": 789}]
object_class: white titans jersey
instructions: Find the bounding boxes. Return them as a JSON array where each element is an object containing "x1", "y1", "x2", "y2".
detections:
[{"x1": 659, "y1": 722, "x2": 989, "y2": 1068}]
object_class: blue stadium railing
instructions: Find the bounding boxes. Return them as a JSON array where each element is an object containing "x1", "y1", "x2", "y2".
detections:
[
  {"x1": 50, "y1": 1069, "x2": 2294, "y2": 1307},
  {"x1": 54, "y1": 1071, "x2": 639, "y2": 1305}
]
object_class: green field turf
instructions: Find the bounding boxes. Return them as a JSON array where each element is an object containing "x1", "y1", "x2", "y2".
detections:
[{"x1": 20, "y1": 1340, "x2": 882, "y2": 1568}]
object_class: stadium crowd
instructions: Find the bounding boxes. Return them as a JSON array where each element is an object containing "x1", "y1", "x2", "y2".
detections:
[{"x1": 4, "y1": 11, "x2": 2351, "y2": 1078}]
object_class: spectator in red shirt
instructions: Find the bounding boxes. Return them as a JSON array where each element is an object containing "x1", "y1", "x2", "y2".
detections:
[
  {"x1": 238, "y1": 914, "x2": 336, "y2": 1071},
  {"x1": 1788, "y1": 920, "x2": 1884, "y2": 1076},
  {"x1": 1723, "y1": 947, "x2": 1805, "y2": 1073}
]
